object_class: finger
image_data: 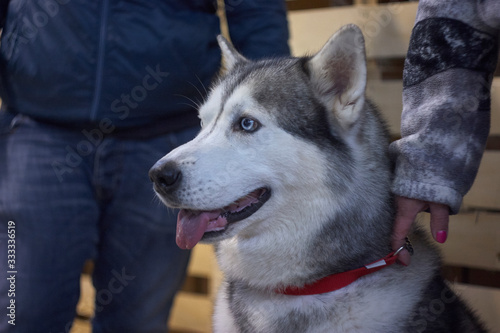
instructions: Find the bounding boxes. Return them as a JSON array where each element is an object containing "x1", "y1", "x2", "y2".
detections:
[
  {"x1": 429, "y1": 202, "x2": 450, "y2": 243},
  {"x1": 391, "y1": 196, "x2": 426, "y2": 250},
  {"x1": 396, "y1": 249, "x2": 411, "y2": 266},
  {"x1": 392, "y1": 196, "x2": 428, "y2": 266}
]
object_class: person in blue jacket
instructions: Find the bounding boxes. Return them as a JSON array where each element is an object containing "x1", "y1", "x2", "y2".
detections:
[{"x1": 0, "y1": 1, "x2": 289, "y2": 332}]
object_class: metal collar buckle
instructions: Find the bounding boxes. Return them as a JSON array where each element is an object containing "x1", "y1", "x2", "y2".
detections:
[{"x1": 393, "y1": 237, "x2": 414, "y2": 257}]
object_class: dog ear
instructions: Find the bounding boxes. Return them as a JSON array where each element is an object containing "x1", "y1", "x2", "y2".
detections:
[
  {"x1": 307, "y1": 24, "x2": 367, "y2": 129},
  {"x1": 217, "y1": 35, "x2": 248, "y2": 73}
]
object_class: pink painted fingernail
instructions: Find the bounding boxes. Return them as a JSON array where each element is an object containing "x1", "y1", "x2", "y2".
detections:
[{"x1": 436, "y1": 230, "x2": 447, "y2": 243}]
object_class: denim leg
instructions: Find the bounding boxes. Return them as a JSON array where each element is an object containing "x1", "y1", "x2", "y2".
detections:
[
  {"x1": 0, "y1": 114, "x2": 99, "y2": 333},
  {"x1": 0, "y1": 110, "x2": 197, "y2": 332},
  {"x1": 91, "y1": 127, "x2": 197, "y2": 333}
]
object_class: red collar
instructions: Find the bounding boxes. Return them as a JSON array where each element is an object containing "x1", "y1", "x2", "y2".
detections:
[{"x1": 276, "y1": 251, "x2": 398, "y2": 296}]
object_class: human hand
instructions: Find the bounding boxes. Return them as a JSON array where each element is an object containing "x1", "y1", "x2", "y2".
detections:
[{"x1": 391, "y1": 196, "x2": 450, "y2": 266}]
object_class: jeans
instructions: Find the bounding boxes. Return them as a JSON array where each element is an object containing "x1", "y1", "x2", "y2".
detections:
[{"x1": 0, "y1": 112, "x2": 197, "y2": 333}]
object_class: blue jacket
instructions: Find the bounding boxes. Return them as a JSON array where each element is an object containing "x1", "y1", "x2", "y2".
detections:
[{"x1": 0, "y1": 0, "x2": 289, "y2": 135}]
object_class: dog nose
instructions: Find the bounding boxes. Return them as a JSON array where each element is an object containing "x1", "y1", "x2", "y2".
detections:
[{"x1": 149, "y1": 162, "x2": 182, "y2": 192}]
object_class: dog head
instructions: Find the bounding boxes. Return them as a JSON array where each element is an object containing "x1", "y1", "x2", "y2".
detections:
[{"x1": 150, "y1": 25, "x2": 390, "y2": 258}]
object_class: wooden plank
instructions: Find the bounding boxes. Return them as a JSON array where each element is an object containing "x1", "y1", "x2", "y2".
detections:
[
  {"x1": 288, "y1": 2, "x2": 418, "y2": 58},
  {"x1": 286, "y1": 0, "x2": 334, "y2": 11},
  {"x1": 170, "y1": 244, "x2": 222, "y2": 332},
  {"x1": 442, "y1": 265, "x2": 500, "y2": 288},
  {"x1": 208, "y1": 264, "x2": 224, "y2": 300},
  {"x1": 71, "y1": 275, "x2": 93, "y2": 333},
  {"x1": 354, "y1": 0, "x2": 377, "y2": 4},
  {"x1": 417, "y1": 212, "x2": 500, "y2": 272},
  {"x1": 76, "y1": 274, "x2": 95, "y2": 318},
  {"x1": 187, "y1": 244, "x2": 217, "y2": 277},
  {"x1": 186, "y1": 244, "x2": 223, "y2": 298},
  {"x1": 464, "y1": 152, "x2": 500, "y2": 210},
  {"x1": 168, "y1": 292, "x2": 213, "y2": 333},
  {"x1": 70, "y1": 319, "x2": 91, "y2": 333},
  {"x1": 491, "y1": 79, "x2": 500, "y2": 135},
  {"x1": 366, "y1": 80, "x2": 402, "y2": 134},
  {"x1": 453, "y1": 283, "x2": 500, "y2": 332}
]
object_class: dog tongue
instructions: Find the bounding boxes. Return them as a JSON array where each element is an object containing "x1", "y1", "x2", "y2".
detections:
[
  {"x1": 175, "y1": 190, "x2": 265, "y2": 249},
  {"x1": 176, "y1": 210, "x2": 221, "y2": 249}
]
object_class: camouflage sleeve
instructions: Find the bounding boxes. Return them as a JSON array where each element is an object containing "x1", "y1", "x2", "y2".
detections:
[{"x1": 389, "y1": 0, "x2": 499, "y2": 214}]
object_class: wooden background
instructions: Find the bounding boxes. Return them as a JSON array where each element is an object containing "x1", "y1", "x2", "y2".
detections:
[{"x1": 72, "y1": 1, "x2": 500, "y2": 332}]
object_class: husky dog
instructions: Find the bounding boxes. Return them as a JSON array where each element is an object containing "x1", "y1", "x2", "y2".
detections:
[{"x1": 149, "y1": 25, "x2": 486, "y2": 332}]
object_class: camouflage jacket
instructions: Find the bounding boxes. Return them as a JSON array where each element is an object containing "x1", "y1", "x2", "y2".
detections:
[{"x1": 390, "y1": 0, "x2": 499, "y2": 214}]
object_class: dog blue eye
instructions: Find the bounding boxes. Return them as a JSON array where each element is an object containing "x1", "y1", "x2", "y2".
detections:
[{"x1": 239, "y1": 117, "x2": 259, "y2": 132}]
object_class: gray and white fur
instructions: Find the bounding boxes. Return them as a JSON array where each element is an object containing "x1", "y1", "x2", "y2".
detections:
[{"x1": 149, "y1": 25, "x2": 487, "y2": 332}]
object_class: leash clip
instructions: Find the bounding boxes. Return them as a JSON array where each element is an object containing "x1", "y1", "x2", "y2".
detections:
[{"x1": 393, "y1": 237, "x2": 414, "y2": 257}]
